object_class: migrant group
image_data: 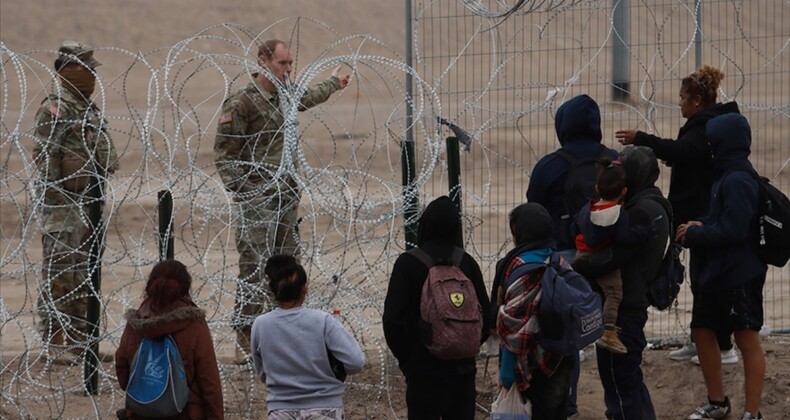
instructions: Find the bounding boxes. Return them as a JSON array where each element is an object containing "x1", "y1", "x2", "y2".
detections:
[{"x1": 33, "y1": 38, "x2": 769, "y2": 420}]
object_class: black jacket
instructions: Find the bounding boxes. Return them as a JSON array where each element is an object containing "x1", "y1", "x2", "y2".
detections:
[
  {"x1": 633, "y1": 102, "x2": 740, "y2": 227},
  {"x1": 612, "y1": 146, "x2": 671, "y2": 314},
  {"x1": 382, "y1": 197, "x2": 491, "y2": 379}
]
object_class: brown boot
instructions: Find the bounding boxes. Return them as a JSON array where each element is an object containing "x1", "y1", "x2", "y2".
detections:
[
  {"x1": 596, "y1": 328, "x2": 628, "y2": 354},
  {"x1": 235, "y1": 329, "x2": 251, "y2": 365}
]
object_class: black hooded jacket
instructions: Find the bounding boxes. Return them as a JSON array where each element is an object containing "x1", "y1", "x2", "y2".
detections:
[
  {"x1": 613, "y1": 146, "x2": 672, "y2": 314},
  {"x1": 633, "y1": 102, "x2": 740, "y2": 227},
  {"x1": 382, "y1": 196, "x2": 491, "y2": 379}
]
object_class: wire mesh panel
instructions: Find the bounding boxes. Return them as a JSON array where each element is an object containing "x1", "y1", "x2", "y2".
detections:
[{"x1": 412, "y1": 0, "x2": 789, "y2": 339}]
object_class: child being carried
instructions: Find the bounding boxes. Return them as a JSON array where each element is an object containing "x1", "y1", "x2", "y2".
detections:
[{"x1": 572, "y1": 157, "x2": 656, "y2": 354}]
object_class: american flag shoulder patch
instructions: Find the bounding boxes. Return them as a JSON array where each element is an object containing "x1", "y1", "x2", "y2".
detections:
[{"x1": 218, "y1": 114, "x2": 233, "y2": 124}]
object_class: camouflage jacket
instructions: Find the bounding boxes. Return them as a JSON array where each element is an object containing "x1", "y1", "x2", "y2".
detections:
[
  {"x1": 213, "y1": 74, "x2": 340, "y2": 195},
  {"x1": 33, "y1": 86, "x2": 119, "y2": 200}
]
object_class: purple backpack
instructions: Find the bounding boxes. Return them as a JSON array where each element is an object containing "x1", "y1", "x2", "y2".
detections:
[{"x1": 409, "y1": 247, "x2": 483, "y2": 359}]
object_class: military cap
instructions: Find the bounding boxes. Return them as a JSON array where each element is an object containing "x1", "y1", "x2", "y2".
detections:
[{"x1": 58, "y1": 40, "x2": 101, "y2": 68}]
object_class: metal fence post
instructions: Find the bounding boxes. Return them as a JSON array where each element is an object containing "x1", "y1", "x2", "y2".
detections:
[
  {"x1": 403, "y1": 0, "x2": 419, "y2": 249},
  {"x1": 84, "y1": 191, "x2": 103, "y2": 394},
  {"x1": 158, "y1": 190, "x2": 174, "y2": 260},
  {"x1": 612, "y1": 0, "x2": 631, "y2": 101},
  {"x1": 446, "y1": 136, "x2": 464, "y2": 248}
]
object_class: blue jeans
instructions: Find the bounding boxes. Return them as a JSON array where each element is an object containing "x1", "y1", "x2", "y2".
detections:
[{"x1": 596, "y1": 312, "x2": 656, "y2": 420}]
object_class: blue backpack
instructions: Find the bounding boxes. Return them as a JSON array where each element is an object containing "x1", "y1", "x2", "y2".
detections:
[
  {"x1": 507, "y1": 253, "x2": 604, "y2": 355},
  {"x1": 125, "y1": 335, "x2": 189, "y2": 417}
]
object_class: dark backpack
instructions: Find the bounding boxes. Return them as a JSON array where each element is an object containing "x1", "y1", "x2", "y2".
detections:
[
  {"x1": 721, "y1": 170, "x2": 790, "y2": 267},
  {"x1": 755, "y1": 176, "x2": 790, "y2": 266},
  {"x1": 409, "y1": 247, "x2": 483, "y2": 359},
  {"x1": 506, "y1": 253, "x2": 603, "y2": 356},
  {"x1": 125, "y1": 335, "x2": 189, "y2": 417},
  {"x1": 555, "y1": 146, "x2": 610, "y2": 249},
  {"x1": 648, "y1": 241, "x2": 685, "y2": 310},
  {"x1": 645, "y1": 195, "x2": 685, "y2": 310}
]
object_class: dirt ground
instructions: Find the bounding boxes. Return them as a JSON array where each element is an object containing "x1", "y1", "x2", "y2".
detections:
[{"x1": 2, "y1": 335, "x2": 790, "y2": 419}]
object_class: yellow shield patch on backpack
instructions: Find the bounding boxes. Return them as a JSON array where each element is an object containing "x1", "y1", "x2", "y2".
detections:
[{"x1": 449, "y1": 292, "x2": 464, "y2": 308}]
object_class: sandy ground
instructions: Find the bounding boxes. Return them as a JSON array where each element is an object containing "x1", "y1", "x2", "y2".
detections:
[{"x1": 2, "y1": 1, "x2": 790, "y2": 419}]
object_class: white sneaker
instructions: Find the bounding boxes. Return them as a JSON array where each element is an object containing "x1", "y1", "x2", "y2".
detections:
[
  {"x1": 690, "y1": 348, "x2": 739, "y2": 365},
  {"x1": 687, "y1": 397, "x2": 731, "y2": 419},
  {"x1": 669, "y1": 342, "x2": 697, "y2": 361}
]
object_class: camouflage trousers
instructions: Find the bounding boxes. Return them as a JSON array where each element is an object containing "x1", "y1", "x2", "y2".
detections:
[
  {"x1": 37, "y1": 201, "x2": 99, "y2": 343},
  {"x1": 232, "y1": 192, "x2": 300, "y2": 332}
]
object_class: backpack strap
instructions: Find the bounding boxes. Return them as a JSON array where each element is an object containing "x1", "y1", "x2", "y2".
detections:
[
  {"x1": 553, "y1": 144, "x2": 608, "y2": 165},
  {"x1": 504, "y1": 260, "x2": 547, "y2": 291},
  {"x1": 450, "y1": 247, "x2": 464, "y2": 267},
  {"x1": 644, "y1": 193, "x2": 673, "y2": 231},
  {"x1": 407, "y1": 248, "x2": 435, "y2": 268},
  {"x1": 407, "y1": 247, "x2": 465, "y2": 268},
  {"x1": 164, "y1": 334, "x2": 195, "y2": 391},
  {"x1": 554, "y1": 148, "x2": 579, "y2": 166}
]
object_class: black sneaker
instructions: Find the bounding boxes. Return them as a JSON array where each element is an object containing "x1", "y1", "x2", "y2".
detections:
[{"x1": 687, "y1": 397, "x2": 731, "y2": 419}]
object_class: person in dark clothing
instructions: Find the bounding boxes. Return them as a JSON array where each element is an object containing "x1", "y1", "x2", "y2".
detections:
[
  {"x1": 594, "y1": 146, "x2": 670, "y2": 420},
  {"x1": 383, "y1": 196, "x2": 492, "y2": 420},
  {"x1": 676, "y1": 113, "x2": 767, "y2": 420},
  {"x1": 615, "y1": 65, "x2": 740, "y2": 362},
  {"x1": 527, "y1": 93, "x2": 619, "y2": 255},
  {"x1": 526, "y1": 93, "x2": 617, "y2": 418},
  {"x1": 573, "y1": 158, "x2": 657, "y2": 355},
  {"x1": 493, "y1": 202, "x2": 573, "y2": 420}
]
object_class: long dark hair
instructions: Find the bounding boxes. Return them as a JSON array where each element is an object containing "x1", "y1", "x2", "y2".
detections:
[
  {"x1": 145, "y1": 260, "x2": 192, "y2": 311},
  {"x1": 264, "y1": 254, "x2": 307, "y2": 303}
]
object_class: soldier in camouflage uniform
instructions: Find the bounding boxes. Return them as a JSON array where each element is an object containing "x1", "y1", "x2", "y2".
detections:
[
  {"x1": 214, "y1": 39, "x2": 350, "y2": 362},
  {"x1": 32, "y1": 41, "x2": 119, "y2": 355}
]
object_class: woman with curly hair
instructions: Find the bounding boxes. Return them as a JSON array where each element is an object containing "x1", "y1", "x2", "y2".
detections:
[{"x1": 615, "y1": 64, "x2": 740, "y2": 367}]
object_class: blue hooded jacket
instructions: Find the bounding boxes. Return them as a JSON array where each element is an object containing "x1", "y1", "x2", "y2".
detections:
[
  {"x1": 527, "y1": 94, "x2": 618, "y2": 250},
  {"x1": 684, "y1": 113, "x2": 767, "y2": 291}
]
